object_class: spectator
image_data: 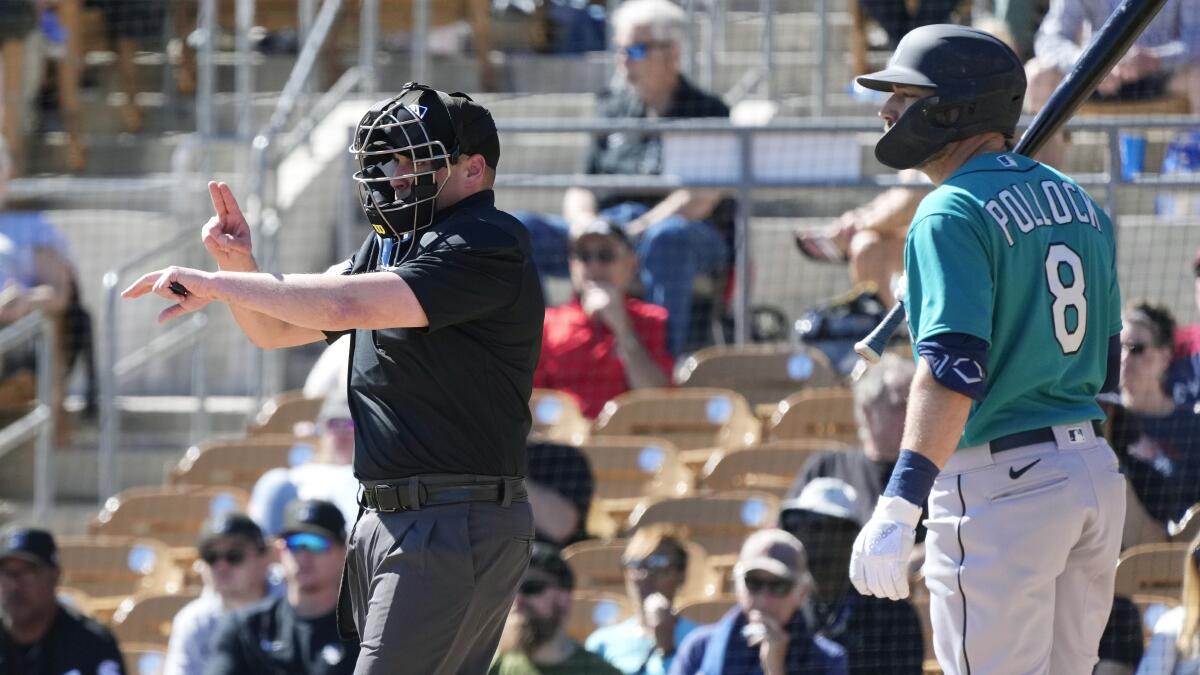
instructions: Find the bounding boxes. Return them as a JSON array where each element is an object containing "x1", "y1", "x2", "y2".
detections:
[
  {"x1": 778, "y1": 478, "x2": 923, "y2": 675},
  {"x1": 0, "y1": 136, "x2": 81, "y2": 445},
  {"x1": 515, "y1": 0, "x2": 731, "y2": 355},
  {"x1": 793, "y1": 179, "x2": 927, "y2": 308},
  {"x1": 0, "y1": 527, "x2": 126, "y2": 673},
  {"x1": 247, "y1": 391, "x2": 359, "y2": 535},
  {"x1": 205, "y1": 500, "x2": 358, "y2": 675},
  {"x1": 1137, "y1": 533, "x2": 1200, "y2": 674},
  {"x1": 858, "y1": 0, "x2": 960, "y2": 50},
  {"x1": 786, "y1": 352, "x2": 916, "y2": 525},
  {"x1": 490, "y1": 543, "x2": 622, "y2": 675},
  {"x1": 0, "y1": 0, "x2": 35, "y2": 175},
  {"x1": 527, "y1": 437, "x2": 596, "y2": 546},
  {"x1": 1026, "y1": 0, "x2": 1200, "y2": 166},
  {"x1": 86, "y1": 0, "x2": 166, "y2": 133},
  {"x1": 669, "y1": 529, "x2": 848, "y2": 675},
  {"x1": 1116, "y1": 303, "x2": 1200, "y2": 527},
  {"x1": 1097, "y1": 596, "x2": 1143, "y2": 675},
  {"x1": 586, "y1": 525, "x2": 700, "y2": 674},
  {"x1": 163, "y1": 513, "x2": 276, "y2": 675},
  {"x1": 533, "y1": 218, "x2": 672, "y2": 418}
]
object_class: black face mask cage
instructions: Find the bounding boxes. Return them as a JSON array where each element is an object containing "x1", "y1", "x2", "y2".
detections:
[{"x1": 349, "y1": 96, "x2": 457, "y2": 239}]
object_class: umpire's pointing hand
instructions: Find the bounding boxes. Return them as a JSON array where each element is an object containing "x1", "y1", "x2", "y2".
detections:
[
  {"x1": 849, "y1": 495, "x2": 922, "y2": 600},
  {"x1": 202, "y1": 181, "x2": 255, "y2": 272},
  {"x1": 121, "y1": 266, "x2": 215, "y2": 324}
]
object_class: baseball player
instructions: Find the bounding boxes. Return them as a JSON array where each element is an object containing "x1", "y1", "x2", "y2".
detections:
[
  {"x1": 846, "y1": 25, "x2": 1125, "y2": 675},
  {"x1": 123, "y1": 83, "x2": 544, "y2": 674}
]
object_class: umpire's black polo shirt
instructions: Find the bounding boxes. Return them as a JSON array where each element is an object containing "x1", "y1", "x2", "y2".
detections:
[
  {"x1": 0, "y1": 604, "x2": 126, "y2": 675},
  {"x1": 327, "y1": 189, "x2": 545, "y2": 481},
  {"x1": 204, "y1": 595, "x2": 357, "y2": 675}
]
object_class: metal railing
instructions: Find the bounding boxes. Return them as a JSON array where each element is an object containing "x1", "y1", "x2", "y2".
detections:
[{"x1": 0, "y1": 312, "x2": 56, "y2": 523}]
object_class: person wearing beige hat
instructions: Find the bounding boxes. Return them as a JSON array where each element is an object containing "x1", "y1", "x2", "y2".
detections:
[{"x1": 668, "y1": 529, "x2": 847, "y2": 675}]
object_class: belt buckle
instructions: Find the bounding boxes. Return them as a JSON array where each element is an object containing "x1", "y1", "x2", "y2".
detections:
[{"x1": 373, "y1": 484, "x2": 402, "y2": 512}]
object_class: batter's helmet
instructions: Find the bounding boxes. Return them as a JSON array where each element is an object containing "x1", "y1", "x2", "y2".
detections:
[
  {"x1": 856, "y1": 25, "x2": 1026, "y2": 170},
  {"x1": 349, "y1": 82, "x2": 499, "y2": 239}
]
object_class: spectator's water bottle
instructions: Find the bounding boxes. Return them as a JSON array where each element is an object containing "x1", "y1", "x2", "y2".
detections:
[{"x1": 1156, "y1": 131, "x2": 1200, "y2": 218}]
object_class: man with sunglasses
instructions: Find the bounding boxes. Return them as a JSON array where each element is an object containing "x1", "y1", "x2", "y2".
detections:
[
  {"x1": 534, "y1": 218, "x2": 672, "y2": 419},
  {"x1": 515, "y1": 0, "x2": 732, "y2": 355},
  {"x1": 670, "y1": 529, "x2": 847, "y2": 675},
  {"x1": 585, "y1": 525, "x2": 698, "y2": 674},
  {"x1": 164, "y1": 513, "x2": 276, "y2": 675},
  {"x1": 490, "y1": 543, "x2": 621, "y2": 675},
  {"x1": 206, "y1": 500, "x2": 358, "y2": 675},
  {"x1": 779, "y1": 479, "x2": 922, "y2": 675}
]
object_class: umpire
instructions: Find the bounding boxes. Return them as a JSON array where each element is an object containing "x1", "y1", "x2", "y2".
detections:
[{"x1": 121, "y1": 82, "x2": 544, "y2": 674}]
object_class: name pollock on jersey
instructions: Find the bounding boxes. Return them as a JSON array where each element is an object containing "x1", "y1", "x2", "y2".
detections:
[{"x1": 982, "y1": 179, "x2": 1102, "y2": 247}]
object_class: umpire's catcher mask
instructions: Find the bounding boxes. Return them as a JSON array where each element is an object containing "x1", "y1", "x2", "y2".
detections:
[
  {"x1": 857, "y1": 25, "x2": 1026, "y2": 171},
  {"x1": 349, "y1": 82, "x2": 500, "y2": 239}
]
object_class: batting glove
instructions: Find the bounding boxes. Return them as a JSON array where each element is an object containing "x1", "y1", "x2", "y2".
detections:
[{"x1": 849, "y1": 495, "x2": 922, "y2": 600}]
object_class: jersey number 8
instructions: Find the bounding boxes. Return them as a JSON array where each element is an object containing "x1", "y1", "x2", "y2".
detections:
[{"x1": 1045, "y1": 243, "x2": 1087, "y2": 354}]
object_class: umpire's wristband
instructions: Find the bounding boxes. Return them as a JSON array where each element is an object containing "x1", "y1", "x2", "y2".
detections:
[{"x1": 883, "y1": 449, "x2": 939, "y2": 507}]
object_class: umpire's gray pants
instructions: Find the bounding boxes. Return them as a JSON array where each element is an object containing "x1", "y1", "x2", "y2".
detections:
[
  {"x1": 924, "y1": 421, "x2": 1126, "y2": 675},
  {"x1": 342, "y1": 498, "x2": 533, "y2": 674}
]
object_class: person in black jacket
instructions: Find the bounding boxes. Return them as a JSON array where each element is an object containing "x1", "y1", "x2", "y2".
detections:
[
  {"x1": 0, "y1": 527, "x2": 126, "y2": 675},
  {"x1": 205, "y1": 500, "x2": 358, "y2": 675}
]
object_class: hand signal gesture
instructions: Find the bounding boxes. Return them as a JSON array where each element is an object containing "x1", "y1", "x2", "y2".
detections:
[{"x1": 201, "y1": 181, "x2": 255, "y2": 272}]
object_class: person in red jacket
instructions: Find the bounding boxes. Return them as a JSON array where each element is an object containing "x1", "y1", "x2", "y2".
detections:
[{"x1": 534, "y1": 218, "x2": 673, "y2": 418}]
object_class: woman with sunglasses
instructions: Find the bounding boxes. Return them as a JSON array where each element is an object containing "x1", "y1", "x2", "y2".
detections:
[
  {"x1": 1117, "y1": 303, "x2": 1200, "y2": 527},
  {"x1": 1137, "y1": 534, "x2": 1200, "y2": 674}
]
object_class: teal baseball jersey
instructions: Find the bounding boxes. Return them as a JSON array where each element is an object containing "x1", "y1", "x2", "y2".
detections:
[{"x1": 904, "y1": 151, "x2": 1121, "y2": 448}]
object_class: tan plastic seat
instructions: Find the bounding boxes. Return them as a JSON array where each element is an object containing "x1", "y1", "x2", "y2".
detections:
[
  {"x1": 169, "y1": 437, "x2": 302, "y2": 493},
  {"x1": 675, "y1": 344, "x2": 839, "y2": 406},
  {"x1": 678, "y1": 597, "x2": 735, "y2": 625},
  {"x1": 90, "y1": 486, "x2": 250, "y2": 550},
  {"x1": 55, "y1": 536, "x2": 183, "y2": 617},
  {"x1": 249, "y1": 390, "x2": 324, "y2": 437},
  {"x1": 1169, "y1": 502, "x2": 1200, "y2": 544},
  {"x1": 766, "y1": 388, "x2": 858, "y2": 444},
  {"x1": 628, "y1": 491, "x2": 780, "y2": 561},
  {"x1": 561, "y1": 539, "x2": 720, "y2": 601},
  {"x1": 567, "y1": 591, "x2": 635, "y2": 642},
  {"x1": 530, "y1": 388, "x2": 591, "y2": 445},
  {"x1": 701, "y1": 442, "x2": 838, "y2": 498},
  {"x1": 111, "y1": 592, "x2": 200, "y2": 646},
  {"x1": 578, "y1": 436, "x2": 693, "y2": 520},
  {"x1": 593, "y1": 388, "x2": 761, "y2": 472},
  {"x1": 1114, "y1": 542, "x2": 1188, "y2": 603}
]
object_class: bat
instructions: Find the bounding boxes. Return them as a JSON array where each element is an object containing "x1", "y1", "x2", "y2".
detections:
[{"x1": 852, "y1": 0, "x2": 1170, "y2": 372}]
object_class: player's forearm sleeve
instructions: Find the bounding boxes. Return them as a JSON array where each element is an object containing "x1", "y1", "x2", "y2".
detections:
[
  {"x1": 1102, "y1": 333, "x2": 1120, "y2": 393},
  {"x1": 916, "y1": 332, "x2": 989, "y2": 401}
]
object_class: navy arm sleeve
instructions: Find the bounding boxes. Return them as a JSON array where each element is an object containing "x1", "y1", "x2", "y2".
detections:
[
  {"x1": 916, "y1": 332, "x2": 990, "y2": 401},
  {"x1": 1102, "y1": 333, "x2": 1120, "y2": 394}
]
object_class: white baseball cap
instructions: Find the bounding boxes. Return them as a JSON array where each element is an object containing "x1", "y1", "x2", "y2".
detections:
[{"x1": 781, "y1": 477, "x2": 863, "y2": 525}]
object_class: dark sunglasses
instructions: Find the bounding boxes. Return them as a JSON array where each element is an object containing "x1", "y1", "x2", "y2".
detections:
[
  {"x1": 518, "y1": 578, "x2": 553, "y2": 596},
  {"x1": 623, "y1": 553, "x2": 680, "y2": 574},
  {"x1": 743, "y1": 575, "x2": 794, "y2": 597},
  {"x1": 284, "y1": 533, "x2": 333, "y2": 554},
  {"x1": 201, "y1": 548, "x2": 247, "y2": 566},
  {"x1": 570, "y1": 247, "x2": 618, "y2": 264},
  {"x1": 617, "y1": 41, "x2": 672, "y2": 61},
  {"x1": 1122, "y1": 342, "x2": 1148, "y2": 355}
]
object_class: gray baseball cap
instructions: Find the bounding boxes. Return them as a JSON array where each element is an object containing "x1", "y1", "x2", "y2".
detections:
[
  {"x1": 780, "y1": 477, "x2": 864, "y2": 525},
  {"x1": 736, "y1": 529, "x2": 807, "y2": 581}
]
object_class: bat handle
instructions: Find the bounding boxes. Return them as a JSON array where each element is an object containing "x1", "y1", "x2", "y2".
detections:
[{"x1": 854, "y1": 302, "x2": 907, "y2": 363}]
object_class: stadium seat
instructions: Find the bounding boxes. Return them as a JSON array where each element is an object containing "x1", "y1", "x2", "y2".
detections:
[
  {"x1": 765, "y1": 388, "x2": 858, "y2": 444},
  {"x1": 561, "y1": 539, "x2": 720, "y2": 602},
  {"x1": 529, "y1": 388, "x2": 591, "y2": 445},
  {"x1": 121, "y1": 643, "x2": 168, "y2": 675},
  {"x1": 700, "y1": 442, "x2": 840, "y2": 497},
  {"x1": 249, "y1": 390, "x2": 323, "y2": 437},
  {"x1": 628, "y1": 491, "x2": 780, "y2": 562},
  {"x1": 55, "y1": 536, "x2": 183, "y2": 618},
  {"x1": 1077, "y1": 94, "x2": 1191, "y2": 116},
  {"x1": 1169, "y1": 502, "x2": 1200, "y2": 544},
  {"x1": 674, "y1": 344, "x2": 839, "y2": 406},
  {"x1": 678, "y1": 596, "x2": 735, "y2": 625},
  {"x1": 578, "y1": 436, "x2": 693, "y2": 522},
  {"x1": 566, "y1": 591, "x2": 635, "y2": 642},
  {"x1": 1114, "y1": 543, "x2": 1189, "y2": 604},
  {"x1": 90, "y1": 486, "x2": 250, "y2": 550},
  {"x1": 593, "y1": 388, "x2": 761, "y2": 471},
  {"x1": 169, "y1": 437, "x2": 303, "y2": 493},
  {"x1": 111, "y1": 592, "x2": 199, "y2": 646}
]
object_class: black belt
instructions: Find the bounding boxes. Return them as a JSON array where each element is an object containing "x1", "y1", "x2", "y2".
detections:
[
  {"x1": 989, "y1": 420, "x2": 1104, "y2": 454},
  {"x1": 358, "y1": 476, "x2": 527, "y2": 512}
]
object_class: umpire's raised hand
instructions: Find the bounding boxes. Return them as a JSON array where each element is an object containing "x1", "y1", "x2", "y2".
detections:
[{"x1": 202, "y1": 181, "x2": 256, "y2": 272}]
